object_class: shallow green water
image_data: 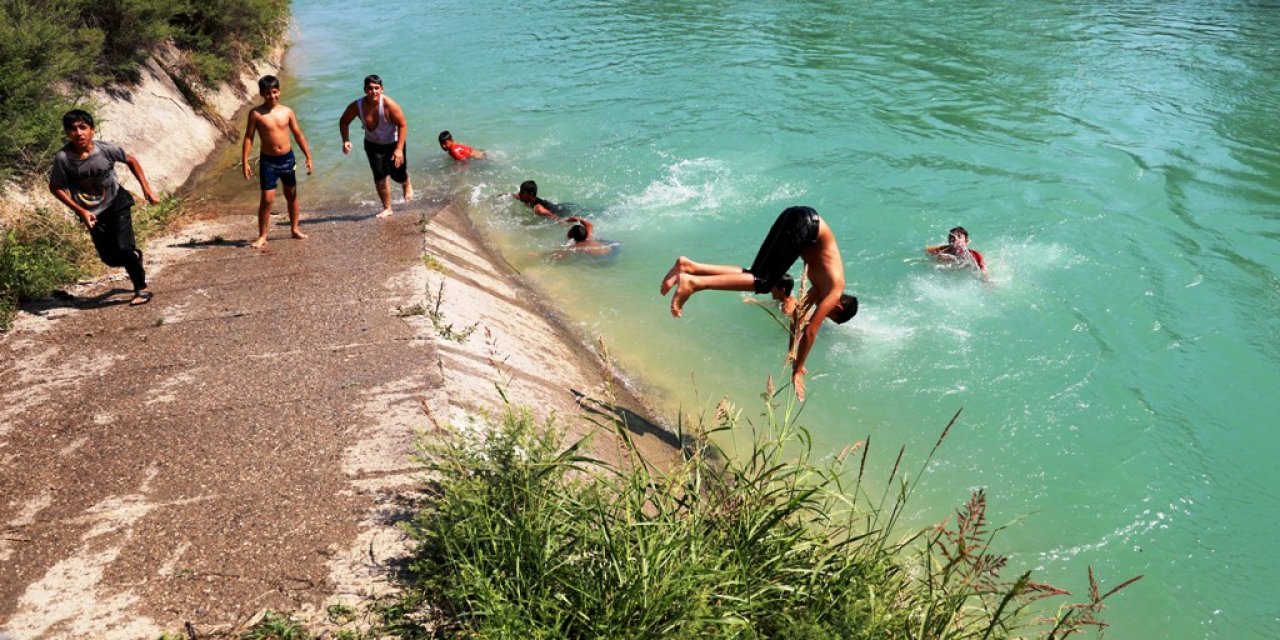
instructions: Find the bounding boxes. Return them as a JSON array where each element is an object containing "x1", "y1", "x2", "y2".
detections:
[{"x1": 271, "y1": 1, "x2": 1280, "y2": 636}]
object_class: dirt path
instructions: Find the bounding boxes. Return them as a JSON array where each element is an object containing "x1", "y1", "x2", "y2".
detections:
[{"x1": 0, "y1": 199, "x2": 679, "y2": 638}]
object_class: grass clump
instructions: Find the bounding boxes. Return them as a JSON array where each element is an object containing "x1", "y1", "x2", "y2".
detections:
[
  {"x1": 0, "y1": 195, "x2": 185, "y2": 330},
  {"x1": 387, "y1": 392, "x2": 1139, "y2": 638}
]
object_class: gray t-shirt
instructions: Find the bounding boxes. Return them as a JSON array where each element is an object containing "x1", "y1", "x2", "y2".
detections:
[{"x1": 49, "y1": 140, "x2": 128, "y2": 215}]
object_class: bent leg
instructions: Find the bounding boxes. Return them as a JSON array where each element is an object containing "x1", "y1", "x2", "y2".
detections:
[
  {"x1": 660, "y1": 256, "x2": 745, "y2": 295},
  {"x1": 670, "y1": 271, "x2": 755, "y2": 318}
]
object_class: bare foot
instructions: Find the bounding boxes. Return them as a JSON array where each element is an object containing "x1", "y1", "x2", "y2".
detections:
[
  {"x1": 375, "y1": 209, "x2": 393, "y2": 219},
  {"x1": 660, "y1": 257, "x2": 687, "y2": 295},
  {"x1": 249, "y1": 236, "x2": 268, "y2": 249},
  {"x1": 291, "y1": 228, "x2": 308, "y2": 240},
  {"x1": 670, "y1": 275, "x2": 695, "y2": 318},
  {"x1": 403, "y1": 182, "x2": 414, "y2": 202}
]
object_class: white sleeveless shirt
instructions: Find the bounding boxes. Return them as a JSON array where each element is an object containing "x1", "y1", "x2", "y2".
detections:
[{"x1": 354, "y1": 96, "x2": 398, "y2": 145}]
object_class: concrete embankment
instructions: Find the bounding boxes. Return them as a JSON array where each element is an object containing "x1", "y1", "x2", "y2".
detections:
[
  {"x1": 1, "y1": 34, "x2": 682, "y2": 635},
  {"x1": 0, "y1": 192, "x2": 679, "y2": 635}
]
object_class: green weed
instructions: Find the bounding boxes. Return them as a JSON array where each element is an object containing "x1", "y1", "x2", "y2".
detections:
[
  {"x1": 386, "y1": 392, "x2": 1140, "y2": 638},
  {"x1": 241, "y1": 610, "x2": 310, "y2": 640}
]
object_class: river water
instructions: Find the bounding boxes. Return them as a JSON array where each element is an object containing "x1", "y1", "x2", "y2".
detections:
[{"x1": 239, "y1": 1, "x2": 1280, "y2": 636}]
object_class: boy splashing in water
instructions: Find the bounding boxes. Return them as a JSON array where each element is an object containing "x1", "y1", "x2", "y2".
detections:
[
  {"x1": 242, "y1": 75, "x2": 313, "y2": 248},
  {"x1": 661, "y1": 206, "x2": 857, "y2": 400}
]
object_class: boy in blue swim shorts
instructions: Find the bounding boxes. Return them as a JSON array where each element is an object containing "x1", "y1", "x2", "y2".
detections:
[{"x1": 242, "y1": 75, "x2": 314, "y2": 248}]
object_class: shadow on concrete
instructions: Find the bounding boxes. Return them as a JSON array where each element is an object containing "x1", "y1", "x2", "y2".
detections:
[
  {"x1": 23, "y1": 288, "x2": 136, "y2": 315},
  {"x1": 571, "y1": 388, "x2": 699, "y2": 457}
]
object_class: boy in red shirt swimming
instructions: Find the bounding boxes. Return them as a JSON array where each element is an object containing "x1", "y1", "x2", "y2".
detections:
[
  {"x1": 438, "y1": 130, "x2": 485, "y2": 162},
  {"x1": 926, "y1": 226, "x2": 989, "y2": 280}
]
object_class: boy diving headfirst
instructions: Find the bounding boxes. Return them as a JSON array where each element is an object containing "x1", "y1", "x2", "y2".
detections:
[{"x1": 660, "y1": 206, "x2": 857, "y2": 400}]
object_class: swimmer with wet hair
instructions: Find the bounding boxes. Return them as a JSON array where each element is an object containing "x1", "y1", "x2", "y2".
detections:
[
  {"x1": 513, "y1": 180, "x2": 568, "y2": 221},
  {"x1": 439, "y1": 130, "x2": 486, "y2": 161},
  {"x1": 926, "y1": 225, "x2": 989, "y2": 280}
]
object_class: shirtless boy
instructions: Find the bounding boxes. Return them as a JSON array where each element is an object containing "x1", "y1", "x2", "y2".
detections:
[
  {"x1": 926, "y1": 225, "x2": 988, "y2": 280},
  {"x1": 339, "y1": 75, "x2": 412, "y2": 218},
  {"x1": 513, "y1": 180, "x2": 568, "y2": 221},
  {"x1": 242, "y1": 75, "x2": 313, "y2": 248},
  {"x1": 49, "y1": 109, "x2": 160, "y2": 306},
  {"x1": 660, "y1": 206, "x2": 857, "y2": 400},
  {"x1": 439, "y1": 130, "x2": 486, "y2": 162}
]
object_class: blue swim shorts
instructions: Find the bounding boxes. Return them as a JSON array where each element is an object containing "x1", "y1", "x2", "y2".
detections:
[{"x1": 259, "y1": 150, "x2": 297, "y2": 191}]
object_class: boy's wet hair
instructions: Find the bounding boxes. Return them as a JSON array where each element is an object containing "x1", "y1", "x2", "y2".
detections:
[
  {"x1": 773, "y1": 274, "x2": 794, "y2": 297},
  {"x1": 364, "y1": 74, "x2": 383, "y2": 89},
  {"x1": 258, "y1": 75, "x2": 280, "y2": 93},
  {"x1": 830, "y1": 294, "x2": 859, "y2": 324},
  {"x1": 519, "y1": 180, "x2": 538, "y2": 198},
  {"x1": 567, "y1": 224, "x2": 588, "y2": 243},
  {"x1": 438, "y1": 130, "x2": 453, "y2": 145},
  {"x1": 62, "y1": 109, "x2": 94, "y2": 130},
  {"x1": 948, "y1": 226, "x2": 969, "y2": 243}
]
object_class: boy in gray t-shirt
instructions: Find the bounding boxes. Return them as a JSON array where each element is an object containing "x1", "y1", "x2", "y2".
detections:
[{"x1": 49, "y1": 109, "x2": 159, "y2": 306}]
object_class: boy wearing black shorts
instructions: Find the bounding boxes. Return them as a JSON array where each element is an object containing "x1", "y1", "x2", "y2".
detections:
[
  {"x1": 660, "y1": 206, "x2": 858, "y2": 400},
  {"x1": 49, "y1": 109, "x2": 160, "y2": 306},
  {"x1": 339, "y1": 74, "x2": 412, "y2": 218}
]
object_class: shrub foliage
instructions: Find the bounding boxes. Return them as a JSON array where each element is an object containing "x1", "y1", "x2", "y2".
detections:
[
  {"x1": 0, "y1": 0, "x2": 289, "y2": 179},
  {"x1": 382, "y1": 394, "x2": 1141, "y2": 639}
]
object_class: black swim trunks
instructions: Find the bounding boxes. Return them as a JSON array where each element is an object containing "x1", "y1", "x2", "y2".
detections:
[
  {"x1": 364, "y1": 139, "x2": 409, "y2": 183},
  {"x1": 745, "y1": 206, "x2": 820, "y2": 295},
  {"x1": 259, "y1": 150, "x2": 297, "y2": 191}
]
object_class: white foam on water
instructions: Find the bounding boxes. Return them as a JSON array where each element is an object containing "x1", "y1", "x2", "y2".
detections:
[{"x1": 634, "y1": 157, "x2": 733, "y2": 212}]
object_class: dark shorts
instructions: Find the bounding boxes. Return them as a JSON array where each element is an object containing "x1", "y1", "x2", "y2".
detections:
[
  {"x1": 745, "y1": 206, "x2": 820, "y2": 294},
  {"x1": 364, "y1": 140, "x2": 409, "y2": 183},
  {"x1": 259, "y1": 150, "x2": 297, "y2": 191},
  {"x1": 88, "y1": 190, "x2": 147, "y2": 290}
]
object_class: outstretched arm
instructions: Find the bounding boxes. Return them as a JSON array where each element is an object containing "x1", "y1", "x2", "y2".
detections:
[
  {"x1": 338, "y1": 102, "x2": 358, "y2": 155},
  {"x1": 49, "y1": 183, "x2": 95, "y2": 229},
  {"x1": 289, "y1": 110, "x2": 313, "y2": 174},
  {"x1": 386, "y1": 97, "x2": 407, "y2": 168},
  {"x1": 241, "y1": 113, "x2": 257, "y2": 180},
  {"x1": 563, "y1": 216, "x2": 593, "y2": 235},
  {"x1": 124, "y1": 154, "x2": 158, "y2": 205},
  {"x1": 533, "y1": 203, "x2": 561, "y2": 221},
  {"x1": 790, "y1": 290, "x2": 843, "y2": 401}
]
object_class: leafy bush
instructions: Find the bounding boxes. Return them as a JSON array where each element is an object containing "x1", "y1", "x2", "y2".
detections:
[
  {"x1": 0, "y1": 0, "x2": 289, "y2": 179},
  {"x1": 388, "y1": 394, "x2": 1141, "y2": 638},
  {"x1": 0, "y1": 196, "x2": 183, "y2": 330}
]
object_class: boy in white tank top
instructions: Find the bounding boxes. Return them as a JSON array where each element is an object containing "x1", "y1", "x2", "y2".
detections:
[{"x1": 338, "y1": 74, "x2": 412, "y2": 218}]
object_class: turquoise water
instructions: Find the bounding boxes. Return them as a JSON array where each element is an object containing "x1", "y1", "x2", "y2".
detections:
[{"x1": 273, "y1": 1, "x2": 1280, "y2": 636}]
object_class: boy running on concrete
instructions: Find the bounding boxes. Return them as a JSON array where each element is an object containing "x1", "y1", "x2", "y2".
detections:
[
  {"x1": 49, "y1": 109, "x2": 159, "y2": 306},
  {"x1": 339, "y1": 75, "x2": 412, "y2": 218},
  {"x1": 660, "y1": 205, "x2": 857, "y2": 400},
  {"x1": 242, "y1": 75, "x2": 313, "y2": 248}
]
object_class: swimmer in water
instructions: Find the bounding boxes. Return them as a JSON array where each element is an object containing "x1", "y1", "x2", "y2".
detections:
[
  {"x1": 926, "y1": 225, "x2": 989, "y2": 280},
  {"x1": 513, "y1": 180, "x2": 568, "y2": 221},
  {"x1": 552, "y1": 216, "x2": 616, "y2": 258}
]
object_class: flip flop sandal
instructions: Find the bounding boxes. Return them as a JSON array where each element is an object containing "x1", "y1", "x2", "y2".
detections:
[{"x1": 130, "y1": 291, "x2": 153, "y2": 306}]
